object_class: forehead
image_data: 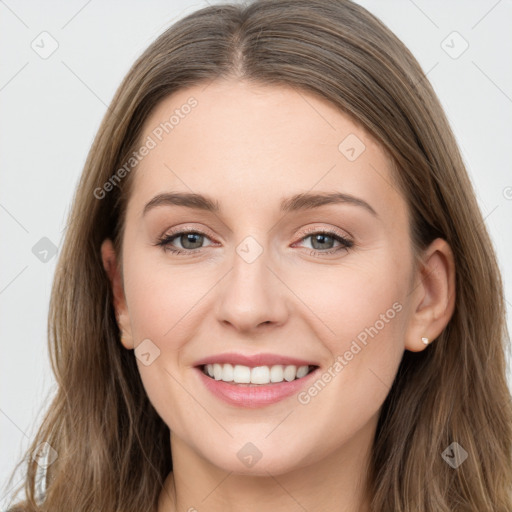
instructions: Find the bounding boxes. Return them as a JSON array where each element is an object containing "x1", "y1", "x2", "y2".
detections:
[{"x1": 128, "y1": 79, "x2": 406, "y2": 222}]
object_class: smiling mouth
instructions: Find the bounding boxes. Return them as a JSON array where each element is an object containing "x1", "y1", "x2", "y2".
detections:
[{"x1": 200, "y1": 363, "x2": 319, "y2": 385}]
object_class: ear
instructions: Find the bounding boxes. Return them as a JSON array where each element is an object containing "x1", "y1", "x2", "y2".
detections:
[
  {"x1": 101, "y1": 238, "x2": 134, "y2": 350},
  {"x1": 404, "y1": 238, "x2": 456, "y2": 352}
]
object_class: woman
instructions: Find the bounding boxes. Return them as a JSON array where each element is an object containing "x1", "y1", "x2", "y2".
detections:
[{"x1": 5, "y1": 0, "x2": 512, "y2": 510}]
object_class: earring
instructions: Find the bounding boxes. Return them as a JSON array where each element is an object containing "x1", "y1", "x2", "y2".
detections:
[{"x1": 421, "y1": 337, "x2": 429, "y2": 345}]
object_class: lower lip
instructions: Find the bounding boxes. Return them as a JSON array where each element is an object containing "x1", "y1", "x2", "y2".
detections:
[{"x1": 195, "y1": 367, "x2": 320, "y2": 408}]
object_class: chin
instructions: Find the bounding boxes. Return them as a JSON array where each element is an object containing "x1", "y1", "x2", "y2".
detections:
[{"x1": 203, "y1": 440, "x2": 315, "y2": 477}]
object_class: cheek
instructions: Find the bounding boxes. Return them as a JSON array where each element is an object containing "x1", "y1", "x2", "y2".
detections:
[
  {"x1": 122, "y1": 249, "x2": 211, "y2": 344},
  {"x1": 292, "y1": 264, "x2": 405, "y2": 454},
  {"x1": 286, "y1": 252, "x2": 406, "y2": 344},
  {"x1": 120, "y1": 251, "x2": 221, "y2": 429},
  {"x1": 291, "y1": 254, "x2": 407, "y2": 399}
]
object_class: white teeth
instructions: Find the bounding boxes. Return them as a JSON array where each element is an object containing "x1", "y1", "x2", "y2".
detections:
[
  {"x1": 213, "y1": 363, "x2": 223, "y2": 380},
  {"x1": 270, "y1": 365, "x2": 283, "y2": 382},
  {"x1": 283, "y1": 365, "x2": 297, "y2": 382},
  {"x1": 233, "y1": 365, "x2": 251, "y2": 383},
  {"x1": 222, "y1": 363, "x2": 234, "y2": 382},
  {"x1": 296, "y1": 365, "x2": 309, "y2": 378},
  {"x1": 251, "y1": 366, "x2": 270, "y2": 384},
  {"x1": 204, "y1": 363, "x2": 313, "y2": 384}
]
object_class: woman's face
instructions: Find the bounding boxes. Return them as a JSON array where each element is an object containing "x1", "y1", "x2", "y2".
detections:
[{"x1": 103, "y1": 79, "x2": 423, "y2": 475}]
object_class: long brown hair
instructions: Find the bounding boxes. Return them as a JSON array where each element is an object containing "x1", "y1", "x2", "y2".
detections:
[{"x1": 5, "y1": 0, "x2": 511, "y2": 510}]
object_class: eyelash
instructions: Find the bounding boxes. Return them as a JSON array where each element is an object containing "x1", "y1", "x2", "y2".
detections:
[{"x1": 155, "y1": 226, "x2": 354, "y2": 257}]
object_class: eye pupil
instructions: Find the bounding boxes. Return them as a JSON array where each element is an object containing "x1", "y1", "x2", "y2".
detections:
[
  {"x1": 311, "y1": 234, "x2": 333, "y2": 250},
  {"x1": 181, "y1": 233, "x2": 203, "y2": 249}
]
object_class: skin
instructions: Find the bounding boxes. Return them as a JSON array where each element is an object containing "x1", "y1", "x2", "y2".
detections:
[{"x1": 101, "y1": 79, "x2": 455, "y2": 512}]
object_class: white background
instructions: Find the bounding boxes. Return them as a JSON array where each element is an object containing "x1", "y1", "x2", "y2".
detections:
[{"x1": 1, "y1": 0, "x2": 511, "y2": 507}]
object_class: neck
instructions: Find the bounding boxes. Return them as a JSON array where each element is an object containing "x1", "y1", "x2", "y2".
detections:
[{"x1": 158, "y1": 416, "x2": 376, "y2": 512}]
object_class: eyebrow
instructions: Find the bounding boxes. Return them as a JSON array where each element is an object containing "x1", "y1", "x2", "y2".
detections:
[{"x1": 142, "y1": 191, "x2": 378, "y2": 217}]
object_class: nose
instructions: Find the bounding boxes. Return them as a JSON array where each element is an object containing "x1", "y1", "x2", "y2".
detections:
[{"x1": 214, "y1": 240, "x2": 289, "y2": 333}]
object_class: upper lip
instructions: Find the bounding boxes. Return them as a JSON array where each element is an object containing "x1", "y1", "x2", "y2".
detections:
[{"x1": 194, "y1": 352, "x2": 319, "y2": 368}]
